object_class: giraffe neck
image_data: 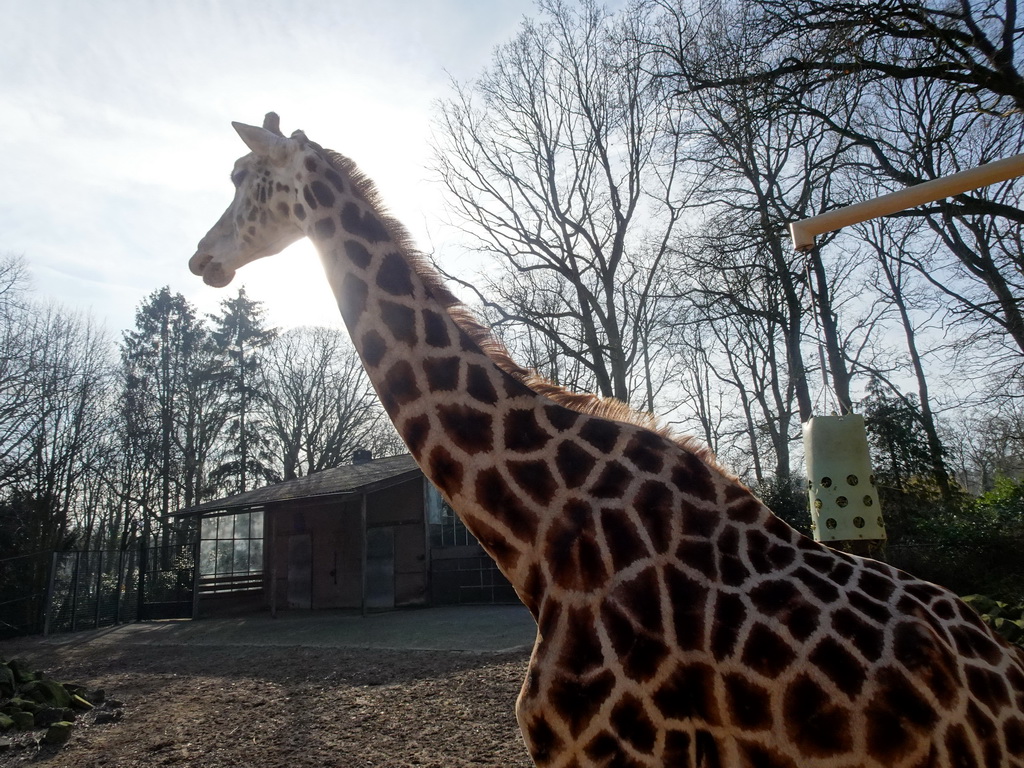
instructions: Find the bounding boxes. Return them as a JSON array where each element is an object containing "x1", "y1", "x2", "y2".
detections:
[
  {"x1": 295, "y1": 148, "x2": 764, "y2": 621},
  {"x1": 296, "y1": 150, "x2": 563, "y2": 602}
]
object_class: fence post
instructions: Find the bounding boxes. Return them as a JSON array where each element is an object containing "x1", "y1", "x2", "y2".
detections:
[
  {"x1": 94, "y1": 550, "x2": 104, "y2": 629},
  {"x1": 191, "y1": 535, "x2": 202, "y2": 620},
  {"x1": 69, "y1": 551, "x2": 81, "y2": 633},
  {"x1": 114, "y1": 549, "x2": 125, "y2": 626},
  {"x1": 42, "y1": 551, "x2": 59, "y2": 637},
  {"x1": 137, "y1": 539, "x2": 147, "y2": 622}
]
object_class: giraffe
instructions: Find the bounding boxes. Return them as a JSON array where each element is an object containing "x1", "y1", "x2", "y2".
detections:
[{"x1": 189, "y1": 113, "x2": 1024, "y2": 768}]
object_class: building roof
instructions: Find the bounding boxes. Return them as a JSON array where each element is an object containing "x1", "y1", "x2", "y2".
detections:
[{"x1": 178, "y1": 453, "x2": 421, "y2": 516}]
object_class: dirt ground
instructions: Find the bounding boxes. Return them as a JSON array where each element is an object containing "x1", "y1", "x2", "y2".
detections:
[{"x1": 0, "y1": 612, "x2": 536, "y2": 767}]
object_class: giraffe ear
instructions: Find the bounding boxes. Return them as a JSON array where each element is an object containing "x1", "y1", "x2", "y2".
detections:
[{"x1": 232, "y1": 121, "x2": 293, "y2": 165}]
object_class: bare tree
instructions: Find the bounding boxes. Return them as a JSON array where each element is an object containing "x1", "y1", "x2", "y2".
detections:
[
  {"x1": 655, "y1": 0, "x2": 1024, "y2": 377},
  {"x1": 260, "y1": 327, "x2": 398, "y2": 480},
  {"x1": 434, "y1": 0, "x2": 692, "y2": 409},
  {"x1": 0, "y1": 256, "x2": 38, "y2": 489},
  {"x1": 857, "y1": 218, "x2": 956, "y2": 499},
  {"x1": 677, "y1": 0, "x2": 1024, "y2": 115},
  {"x1": 0, "y1": 301, "x2": 111, "y2": 557},
  {"x1": 664, "y1": 0, "x2": 903, "y2": 414}
]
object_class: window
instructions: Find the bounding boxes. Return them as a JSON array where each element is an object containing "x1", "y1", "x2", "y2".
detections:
[
  {"x1": 426, "y1": 483, "x2": 472, "y2": 547},
  {"x1": 198, "y1": 509, "x2": 264, "y2": 592}
]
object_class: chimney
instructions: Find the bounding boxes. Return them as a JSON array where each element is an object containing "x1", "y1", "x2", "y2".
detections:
[{"x1": 352, "y1": 448, "x2": 373, "y2": 465}]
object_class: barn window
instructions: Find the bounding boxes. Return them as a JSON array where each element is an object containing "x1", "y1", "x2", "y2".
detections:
[
  {"x1": 198, "y1": 509, "x2": 265, "y2": 593},
  {"x1": 426, "y1": 483, "x2": 472, "y2": 547}
]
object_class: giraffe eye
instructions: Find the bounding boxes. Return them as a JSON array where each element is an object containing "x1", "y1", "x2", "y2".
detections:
[{"x1": 231, "y1": 170, "x2": 249, "y2": 187}]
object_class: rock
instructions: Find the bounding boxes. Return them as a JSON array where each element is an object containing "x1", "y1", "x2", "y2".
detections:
[
  {"x1": 5, "y1": 659, "x2": 36, "y2": 686},
  {"x1": 0, "y1": 736, "x2": 12, "y2": 751},
  {"x1": 34, "y1": 707, "x2": 69, "y2": 728},
  {"x1": 10, "y1": 711, "x2": 33, "y2": 731},
  {"x1": 0, "y1": 663, "x2": 14, "y2": 697},
  {"x1": 21, "y1": 680, "x2": 72, "y2": 709},
  {"x1": 42, "y1": 721, "x2": 73, "y2": 745},
  {"x1": 106, "y1": 698, "x2": 124, "y2": 709},
  {"x1": 94, "y1": 709, "x2": 123, "y2": 725},
  {"x1": 70, "y1": 694, "x2": 93, "y2": 711},
  {"x1": 8, "y1": 698, "x2": 39, "y2": 715},
  {"x1": 0, "y1": 713, "x2": 13, "y2": 733},
  {"x1": 87, "y1": 688, "x2": 106, "y2": 705}
]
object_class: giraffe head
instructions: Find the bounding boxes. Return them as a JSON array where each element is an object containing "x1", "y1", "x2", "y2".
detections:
[{"x1": 189, "y1": 112, "x2": 308, "y2": 288}]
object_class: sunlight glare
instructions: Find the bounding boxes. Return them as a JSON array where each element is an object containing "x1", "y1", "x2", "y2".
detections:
[{"x1": 232, "y1": 239, "x2": 343, "y2": 331}]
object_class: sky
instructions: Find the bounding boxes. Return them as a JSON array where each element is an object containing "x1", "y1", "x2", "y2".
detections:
[{"x1": 1, "y1": 1, "x2": 537, "y2": 336}]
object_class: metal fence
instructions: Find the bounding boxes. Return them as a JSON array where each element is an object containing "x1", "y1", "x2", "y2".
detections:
[
  {"x1": 0, "y1": 551, "x2": 52, "y2": 639},
  {"x1": 45, "y1": 548, "x2": 141, "y2": 634},
  {"x1": 0, "y1": 540, "x2": 197, "y2": 639}
]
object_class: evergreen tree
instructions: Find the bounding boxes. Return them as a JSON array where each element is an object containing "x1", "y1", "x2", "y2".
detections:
[
  {"x1": 209, "y1": 288, "x2": 278, "y2": 495},
  {"x1": 121, "y1": 287, "x2": 218, "y2": 520},
  {"x1": 862, "y1": 376, "x2": 935, "y2": 491}
]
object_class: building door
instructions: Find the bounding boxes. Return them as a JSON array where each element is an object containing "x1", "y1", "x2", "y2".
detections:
[
  {"x1": 364, "y1": 527, "x2": 395, "y2": 610},
  {"x1": 287, "y1": 534, "x2": 312, "y2": 609}
]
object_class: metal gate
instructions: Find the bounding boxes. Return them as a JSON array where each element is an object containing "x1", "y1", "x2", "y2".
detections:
[{"x1": 139, "y1": 530, "x2": 197, "y2": 620}]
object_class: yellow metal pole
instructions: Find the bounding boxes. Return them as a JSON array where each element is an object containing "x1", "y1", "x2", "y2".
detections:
[{"x1": 789, "y1": 153, "x2": 1024, "y2": 250}]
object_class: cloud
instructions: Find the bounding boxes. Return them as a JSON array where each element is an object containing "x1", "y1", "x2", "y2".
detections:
[{"x1": 0, "y1": 0, "x2": 534, "y2": 335}]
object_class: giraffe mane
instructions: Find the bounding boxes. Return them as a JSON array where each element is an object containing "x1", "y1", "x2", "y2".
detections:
[{"x1": 310, "y1": 143, "x2": 726, "y2": 474}]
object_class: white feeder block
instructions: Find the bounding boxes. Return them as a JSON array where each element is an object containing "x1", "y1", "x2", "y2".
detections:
[{"x1": 803, "y1": 414, "x2": 886, "y2": 543}]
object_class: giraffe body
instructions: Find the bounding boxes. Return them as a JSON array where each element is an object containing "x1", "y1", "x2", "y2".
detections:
[{"x1": 190, "y1": 114, "x2": 1024, "y2": 768}]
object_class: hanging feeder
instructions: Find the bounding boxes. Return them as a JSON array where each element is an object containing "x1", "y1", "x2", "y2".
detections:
[{"x1": 803, "y1": 414, "x2": 886, "y2": 543}]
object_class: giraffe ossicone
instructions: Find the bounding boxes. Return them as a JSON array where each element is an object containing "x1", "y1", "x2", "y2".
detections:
[{"x1": 190, "y1": 112, "x2": 1024, "y2": 768}]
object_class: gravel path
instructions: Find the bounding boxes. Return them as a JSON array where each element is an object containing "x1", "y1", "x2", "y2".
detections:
[{"x1": 0, "y1": 607, "x2": 538, "y2": 767}]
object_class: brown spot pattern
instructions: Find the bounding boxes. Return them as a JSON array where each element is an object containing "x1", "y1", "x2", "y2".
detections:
[
  {"x1": 579, "y1": 419, "x2": 621, "y2": 452},
  {"x1": 546, "y1": 499, "x2": 606, "y2": 590},
  {"x1": 508, "y1": 460, "x2": 558, "y2": 506},
  {"x1": 438, "y1": 404, "x2": 493, "y2": 456},
  {"x1": 379, "y1": 300, "x2": 417, "y2": 345},
  {"x1": 427, "y1": 445, "x2": 462, "y2": 496},
  {"x1": 344, "y1": 239, "x2": 372, "y2": 269},
  {"x1": 338, "y1": 274, "x2": 368, "y2": 328},
  {"x1": 382, "y1": 360, "x2": 420, "y2": 411},
  {"x1": 504, "y1": 409, "x2": 553, "y2": 452},
  {"x1": 653, "y1": 663, "x2": 720, "y2": 723},
  {"x1": 544, "y1": 405, "x2": 578, "y2": 432},
  {"x1": 422, "y1": 309, "x2": 450, "y2": 348},
  {"x1": 474, "y1": 467, "x2": 537, "y2": 541},
  {"x1": 547, "y1": 671, "x2": 615, "y2": 738},
  {"x1": 623, "y1": 431, "x2": 665, "y2": 474},
  {"x1": 376, "y1": 252, "x2": 414, "y2": 296},
  {"x1": 359, "y1": 330, "x2": 386, "y2": 368},
  {"x1": 466, "y1": 364, "x2": 498, "y2": 405},
  {"x1": 340, "y1": 202, "x2": 390, "y2": 242},
  {"x1": 309, "y1": 180, "x2": 335, "y2": 207},
  {"x1": 314, "y1": 216, "x2": 336, "y2": 240},
  {"x1": 401, "y1": 414, "x2": 430, "y2": 456},
  {"x1": 554, "y1": 441, "x2": 596, "y2": 488},
  {"x1": 590, "y1": 461, "x2": 630, "y2": 499},
  {"x1": 423, "y1": 356, "x2": 460, "y2": 392}
]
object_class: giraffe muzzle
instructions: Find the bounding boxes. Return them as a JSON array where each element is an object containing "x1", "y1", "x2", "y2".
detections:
[{"x1": 189, "y1": 251, "x2": 235, "y2": 288}]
